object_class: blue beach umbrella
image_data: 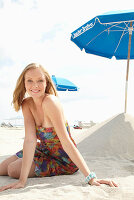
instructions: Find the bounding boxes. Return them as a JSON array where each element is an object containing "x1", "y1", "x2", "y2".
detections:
[
  {"x1": 71, "y1": 10, "x2": 134, "y2": 112},
  {"x1": 52, "y1": 75, "x2": 78, "y2": 91}
]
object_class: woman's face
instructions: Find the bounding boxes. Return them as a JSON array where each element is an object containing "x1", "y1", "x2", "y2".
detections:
[{"x1": 24, "y1": 68, "x2": 47, "y2": 99}]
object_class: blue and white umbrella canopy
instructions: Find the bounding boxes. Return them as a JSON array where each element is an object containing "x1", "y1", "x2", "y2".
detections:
[
  {"x1": 71, "y1": 10, "x2": 134, "y2": 112},
  {"x1": 71, "y1": 10, "x2": 134, "y2": 59},
  {"x1": 52, "y1": 75, "x2": 78, "y2": 91}
]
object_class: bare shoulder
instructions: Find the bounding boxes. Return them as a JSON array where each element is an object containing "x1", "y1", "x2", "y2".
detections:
[
  {"x1": 43, "y1": 94, "x2": 61, "y2": 111},
  {"x1": 44, "y1": 94, "x2": 60, "y2": 103},
  {"x1": 22, "y1": 97, "x2": 33, "y2": 110},
  {"x1": 42, "y1": 94, "x2": 67, "y2": 125}
]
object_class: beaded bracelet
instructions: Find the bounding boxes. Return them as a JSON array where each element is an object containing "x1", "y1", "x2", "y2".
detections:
[{"x1": 85, "y1": 172, "x2": 97, "y2": 184}]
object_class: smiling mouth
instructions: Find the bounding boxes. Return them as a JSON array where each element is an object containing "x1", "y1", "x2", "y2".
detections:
[{"x1": 31, "y1": 90, "x2": 40, "y2": 93}]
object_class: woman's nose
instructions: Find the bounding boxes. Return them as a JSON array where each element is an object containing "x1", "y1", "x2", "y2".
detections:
[{"x1": 33, "y1": 82, "x2": 39, "y2": 88}]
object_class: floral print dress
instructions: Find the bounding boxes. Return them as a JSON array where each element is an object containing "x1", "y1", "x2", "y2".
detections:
[{"x1": 15, "y1": 122, "x2": 79, "y2": 177}]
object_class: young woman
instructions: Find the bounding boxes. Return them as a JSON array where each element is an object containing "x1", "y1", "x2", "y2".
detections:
[{"x1": 0, "y1": 63, "x2": 117, "y2": 191}]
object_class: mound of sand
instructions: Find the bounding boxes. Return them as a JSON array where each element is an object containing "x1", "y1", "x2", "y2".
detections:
[{"x1": 77, "y1": 113, "x2": 134, "y2": 159}]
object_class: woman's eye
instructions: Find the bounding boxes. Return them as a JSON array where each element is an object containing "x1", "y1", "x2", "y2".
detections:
[
  {"x1": 38, "y1": 80, "x2": 44, "y2": 82},
  {"x1": 27, "y1": 80, "x2": 32, "y2": 82}
]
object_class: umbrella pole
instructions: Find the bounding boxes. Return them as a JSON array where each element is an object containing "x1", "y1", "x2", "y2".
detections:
[{"x1": 124, "y1": 21, "x2": 133, "y2": 113}]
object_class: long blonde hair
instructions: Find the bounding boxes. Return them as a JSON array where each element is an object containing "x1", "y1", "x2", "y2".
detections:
[{"x1": 12, "y1": 63, "x2": 58, "y2": 111}]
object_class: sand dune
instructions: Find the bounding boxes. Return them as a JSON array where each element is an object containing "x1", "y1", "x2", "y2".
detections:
[
  {"x1": 78, "y1": 113, "x2": 134, "y2": 159},
  {"x1": 0, "y1": 113, "x2": 134, "y2": 199}
]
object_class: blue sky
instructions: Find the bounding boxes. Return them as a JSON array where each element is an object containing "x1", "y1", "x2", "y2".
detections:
[{"x1": 0, "y1": 0, "x2": 134, "y2": 125}]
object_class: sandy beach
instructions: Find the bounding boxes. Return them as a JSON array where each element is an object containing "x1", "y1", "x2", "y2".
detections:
[{"x1": 0, "y1": 113, "x2": 134, "y2": 200}]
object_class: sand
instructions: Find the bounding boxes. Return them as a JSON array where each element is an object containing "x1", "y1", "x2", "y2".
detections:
[{"x1": 0, "y1": 113, "x2": 134, "y2": 200}]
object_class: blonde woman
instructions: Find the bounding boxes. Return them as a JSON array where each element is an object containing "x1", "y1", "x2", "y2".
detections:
[{"x1": 0, "y1": 63, "x2": 117, "y2": 191}]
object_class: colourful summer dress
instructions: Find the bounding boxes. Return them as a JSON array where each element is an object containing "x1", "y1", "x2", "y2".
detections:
[{"x1": 15, "y1": 122, "x2": 79, "y2": 177}]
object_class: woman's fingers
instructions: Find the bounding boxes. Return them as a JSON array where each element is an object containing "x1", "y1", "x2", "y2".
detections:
[
  {"x1": 97, "y1": 179, "x2": 118, "y2": 187},
  {"x1": 89, "y1": 178, "x2": 118, "y2": 187},
  {"x1": 0, "y1": 181, "x2": 23, "y2": 192},
  {"x1": 0, "y1": 184, "x2": 12, "y2": 192},
  {"x1": 111, "y1": 181, "x2": 118, "y2": 187}
]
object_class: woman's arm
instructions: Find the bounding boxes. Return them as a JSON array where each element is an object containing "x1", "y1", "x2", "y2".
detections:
[
  {"x1": 0, "y1": 99, "x2": 37, "y2": 192},
  {"x1": 43, "y1": 96, "x2": 118, "y2": 187},
  {"x1": 44, "y1": 97, "x2": 90, "y2": 176},
  {"x1": 19, "y1": 99, "x2": 37, "y2": 185}
]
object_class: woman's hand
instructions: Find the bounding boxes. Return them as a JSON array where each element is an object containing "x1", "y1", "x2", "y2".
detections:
[
  {"x1": 89, "y1": 178, "x2": 118, "y2": 187},
  {"x1": 0, "y1": 180, "x2": 26, "y2": 192}
]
